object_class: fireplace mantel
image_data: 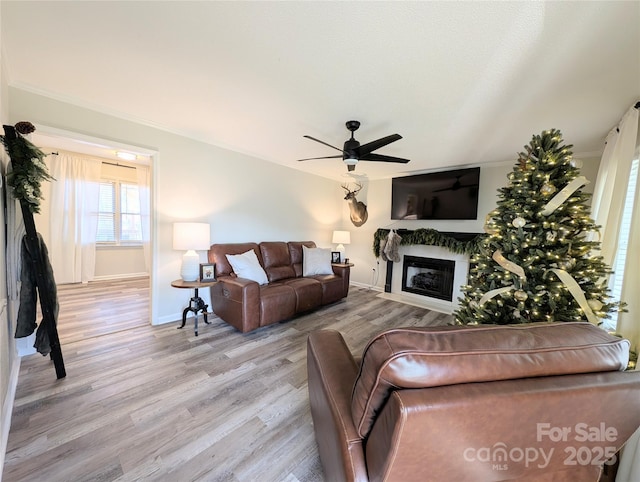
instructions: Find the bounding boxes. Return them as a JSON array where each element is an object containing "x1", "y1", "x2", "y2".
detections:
[{"x1": 373, "y1": 228, "x2": 485, "y2": 258}]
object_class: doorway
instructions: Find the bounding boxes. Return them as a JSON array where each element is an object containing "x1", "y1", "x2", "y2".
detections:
[{"x1": 28, "y1": 128, "x2": 155, "y2": 346}]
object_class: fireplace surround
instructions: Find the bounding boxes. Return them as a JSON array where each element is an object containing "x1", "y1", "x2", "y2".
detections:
[{"x1": 377, "y1": 229, "x2": 482, "y2": 313}]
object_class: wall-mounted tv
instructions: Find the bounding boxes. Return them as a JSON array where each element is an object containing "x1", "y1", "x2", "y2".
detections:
[{"x1": 391, "y1": 167, "x2": 480, "y2": 220}]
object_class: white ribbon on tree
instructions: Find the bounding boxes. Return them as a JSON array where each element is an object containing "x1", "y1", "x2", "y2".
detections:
[
  {"x1": 479, "y1": 286, "x2": 515, "y2": 306},
  {"x1": 546, "y1": 268, "x2": 599, "y2": 324},
  {"x1": 492, "y1": 250, "x2": 527, "y2": 280},
  {"x1": 540, "y1": 176, "x2": 589, "y2": 216},
  {"x1": 478, "y1": 251, "x2": 527, "y2": 306}
]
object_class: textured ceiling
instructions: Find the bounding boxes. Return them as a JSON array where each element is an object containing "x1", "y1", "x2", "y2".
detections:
[{"x1": 2, "y1": 1, "x2": 639, "y2": 181}]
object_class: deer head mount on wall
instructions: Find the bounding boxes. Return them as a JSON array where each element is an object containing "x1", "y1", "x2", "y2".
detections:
[{"x1": 342, "y1": 182, "x2": 368, "y2": 227}]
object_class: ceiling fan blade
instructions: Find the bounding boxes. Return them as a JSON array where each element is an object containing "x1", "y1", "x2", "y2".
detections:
[
  {"x1": 357, "y1": 134, "x2": 402, "y2": 156},
  {"x1": 433, "y1": 184, "x2": 477, "y2": 192},
  {"x1": 303, "y1": 135, "x2": 347, "y2": 154},
  {"x1": 359, "y1": 153, "x2": 410, "y2": 164},
  {"x1": 296, "y1": 154, "x2": 343, "y2": 162}
]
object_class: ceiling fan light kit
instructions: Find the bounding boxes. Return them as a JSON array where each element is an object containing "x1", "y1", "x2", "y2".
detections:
[{"x1": 298, "y1": 120, "x2": 410, "y2": 172}]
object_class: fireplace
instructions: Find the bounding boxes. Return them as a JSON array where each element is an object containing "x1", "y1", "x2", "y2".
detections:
[
  {"x1": 401, "y1": 255, "x2": 455, "y2": 302},
  {"x1": 378, "y1": 229, "x2": 477, "y2": 313}
]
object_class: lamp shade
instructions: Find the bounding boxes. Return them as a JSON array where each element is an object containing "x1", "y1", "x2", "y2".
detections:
[
  {"x1": 173, "y1": 222, "x2": 211, "y2": 281},
  {"x1": 332, "y1": 230, "x2": 351, "y2": 245},
  {"x1": 173, "y1": 222, "x2": 211, "y2": 251}
]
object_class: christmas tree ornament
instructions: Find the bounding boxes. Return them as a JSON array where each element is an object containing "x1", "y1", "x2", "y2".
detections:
[
  {"x1": 514, "y1": 290, "x2": 528, "y2": 302},
  {"x1": 570, "y1": 159, "x2": 583, "y2": 168},
  {"x1": 546, "y1": 231, "x2": 557, "y2": 242},
  {"x1": 557, "y1": 257, "x2": 575, "y2": 271},
  {"x1": 512, "y1": 217, "x2": 526, "y2": 228},
  {"x1": 587, "y1": 299, "x2": 603, "y2": 311},
  {"x1": 540, "y1": 183, "x2": 556, "y2": 196}
]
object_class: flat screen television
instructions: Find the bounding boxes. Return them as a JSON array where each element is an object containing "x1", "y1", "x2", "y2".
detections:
[{"x1": 391, "y1": 167, "x2": 480, "y2": 220}]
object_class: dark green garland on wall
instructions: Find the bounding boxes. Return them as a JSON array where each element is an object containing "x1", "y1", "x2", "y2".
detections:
[{"x1": 373, "y1": 228, "x2": 486, "y2": 258}]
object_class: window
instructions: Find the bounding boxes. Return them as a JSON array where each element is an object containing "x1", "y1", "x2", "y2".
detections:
[
  {"x1": 606, "y1": 157, "x2": 639, "y2": 331},
  {"x1": 97, "y1": 180, "x2": 142, "y2": 244}
]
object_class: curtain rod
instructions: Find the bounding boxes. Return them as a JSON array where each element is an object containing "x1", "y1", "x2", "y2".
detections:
[
  {"x1": 102, "y1": 161, "x2": 137, "y2": 170},
  {"x1": 47, "y1": 152, "x2": 138, "y2": 169}
]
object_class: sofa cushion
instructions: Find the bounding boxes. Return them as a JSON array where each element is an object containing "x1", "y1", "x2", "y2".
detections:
[
  {"x1": 303, "y1": 245, "x2": 333, "y2": 276},
  {"x1": 351, "y1": 322, "x2": 630, "y2": 438},
  {"x1": 226, "y1": 249, "x2": 269, "y2": 285},
  {"x1": 210, "y1": 243, "x2": 261, "y2": 277},
  {"x1": 259, "y1": 283, "x2": 297, "y2": 326},
  {"x1": 260, "y1": 242, "x2": 296, "y2": 282},
  {"x1": 282, "y1": 278, "x2": 323, "y2": 312},
  {"x1": 313, "y1": 274, "x2": 346, "y2": 305},
  {"x1": 288, "y1": 241, "x2": 316, "y2": 277}
]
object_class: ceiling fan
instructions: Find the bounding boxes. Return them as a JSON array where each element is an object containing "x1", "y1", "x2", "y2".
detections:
[{"x1": 297, "y1": 120, "x2": 410, "y2": 172}]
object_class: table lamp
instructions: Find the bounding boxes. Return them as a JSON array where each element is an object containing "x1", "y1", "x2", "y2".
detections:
[
  {"x1": 173, "y1": 222, "x2": 211, "y2": 281},
  {"x1": 332, "y1": 230, "x2": 351, "y2": 263}
]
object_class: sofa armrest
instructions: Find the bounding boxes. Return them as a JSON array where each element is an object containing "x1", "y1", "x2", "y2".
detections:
[
  {"x1": 210, "y1": 276, "x2": 261, "y2": 333},
  {"x1": 331, "y1": 264, "x2": 351, "y2": 297},
  {"x1": 307, "y1": 330, "x2": 367, "y2": 482}
]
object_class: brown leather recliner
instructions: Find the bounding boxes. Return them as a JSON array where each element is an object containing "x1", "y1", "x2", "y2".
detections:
[
  {"x1": 209, "y1": 241, "x2": 350, "y2": 333},
  {"x1": 307, "y1": 322, "x2": 640, "y2": 482}
]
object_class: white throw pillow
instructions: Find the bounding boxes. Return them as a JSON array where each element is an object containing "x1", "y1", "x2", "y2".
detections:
[
  {"x1": 303, "y1": 246, "x2": 334, "y2": 276},
  {"x1": 225, "y1": 249, "x2": 269, "y2": 285}
]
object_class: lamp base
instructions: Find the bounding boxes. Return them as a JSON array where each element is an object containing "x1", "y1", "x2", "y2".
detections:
[
  {"x1": 336, "y1": 244, "x2": 346, "y2": 263},
  {"x1": 181, "y1": 250, "x2": 200, "y2": 281}
]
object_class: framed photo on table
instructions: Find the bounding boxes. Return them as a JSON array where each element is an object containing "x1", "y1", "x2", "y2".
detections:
[
  {"x1": 200, "y1": 263, "x2": 216, "y2": 281},
  {"x1": 331, "y1": 251, "x2": 341, "y2": 264}
]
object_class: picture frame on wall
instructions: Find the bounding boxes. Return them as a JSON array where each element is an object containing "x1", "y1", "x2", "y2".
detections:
[
  {"x1": 200, "y1": 263, "x2": 216, "y2": 281},
  {"x1": 331, "y1": 251, "x2": 341, "y2": 264}
]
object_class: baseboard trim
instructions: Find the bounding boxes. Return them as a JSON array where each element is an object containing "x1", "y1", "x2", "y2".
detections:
[
  {"x1": 350, "y1": 281, "x2": 382, "y2": 292},
  {"x1": 376, "y1": 291, "x2": 453, "y2": 315},
  {"x1": 92, "y1": 272, "x2": 149, "y2": 282}
]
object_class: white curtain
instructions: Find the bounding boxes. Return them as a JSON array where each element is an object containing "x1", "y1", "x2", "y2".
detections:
[
  {"x1": 590, "y1": 106, "x2": 640, "y2": 349},
  {"x1": 48, "y1": 153, "x2": 102, "y2": 284},
  {"x1": 590, "y1": 105, "x2": 639, "y2": 268},
  {"x1": 594, "y1": 105, "x2": 640, "y2": 482},
  {"x1": 136, "y1": 165, "x2": 151, "y2": 273}
]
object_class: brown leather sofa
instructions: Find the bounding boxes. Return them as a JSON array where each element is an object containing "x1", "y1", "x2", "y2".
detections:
[
  {"x1": 307, "y1": 322, "x2": 640, "y2": 482},
  {"x1": 208, "y1": 241, "x2": 350, "y2": 333}
]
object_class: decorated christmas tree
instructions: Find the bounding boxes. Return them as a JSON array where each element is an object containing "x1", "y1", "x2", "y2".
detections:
[{"x1": 455, "y1": 129, "x2": 622, "y2": 325}]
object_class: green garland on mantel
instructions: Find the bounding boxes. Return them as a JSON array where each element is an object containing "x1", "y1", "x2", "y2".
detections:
[{"x1": 373, "y1": 228, "x2": 487, "y2": 258}]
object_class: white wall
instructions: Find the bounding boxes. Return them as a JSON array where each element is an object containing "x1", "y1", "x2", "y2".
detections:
[
  {"x1": 8, "y1": 87, "x2": 343, "y2": 325},
  {"x1": 0, "y1": 11, "x2": 20, "y2": 473}
]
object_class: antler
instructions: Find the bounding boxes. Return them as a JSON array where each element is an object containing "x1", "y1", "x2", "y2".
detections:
[{"x1": 342, "y1": 182, "x2": 362, "y2": 195}]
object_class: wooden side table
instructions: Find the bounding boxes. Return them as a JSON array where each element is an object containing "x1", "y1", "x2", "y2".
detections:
[{"x1": 171, "y1": 279, "x2": 217, "y2": 336}]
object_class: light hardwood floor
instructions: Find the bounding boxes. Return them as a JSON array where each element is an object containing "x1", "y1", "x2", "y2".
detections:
[{"x1": 3, "y1": 279, "x2": 452, "y2": 482}]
